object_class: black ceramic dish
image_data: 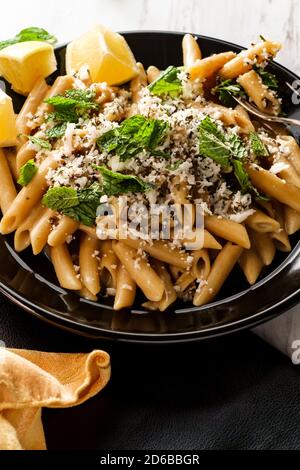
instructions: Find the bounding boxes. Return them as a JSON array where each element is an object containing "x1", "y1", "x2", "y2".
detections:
[{"x1": 1, "y1": 31, "x2": 300, "y2": 343}]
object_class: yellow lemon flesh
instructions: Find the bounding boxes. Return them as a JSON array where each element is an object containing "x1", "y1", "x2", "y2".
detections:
[
  {"x1": 66, "y1": 25, "x2": 139, "y2": 85},
  {"x1": 0, "y1": 41, "x2": 57, "y2": 96},
  {"x1": 0, "y1": 89, "x2": 17, "y2": 147}
]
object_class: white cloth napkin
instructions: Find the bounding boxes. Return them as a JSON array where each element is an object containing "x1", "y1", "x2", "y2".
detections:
[{"x1": 254, "y1": 306, "x2": 300, "y2": 363}]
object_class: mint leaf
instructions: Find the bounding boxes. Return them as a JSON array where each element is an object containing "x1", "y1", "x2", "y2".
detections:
[
  {"x1": 64, "y1": 89, "x2": 96, "y2": 102},
  {"x1": 232, "y1": 160, "x2": 251, "y2": 193},
  {"x1": 16, "y1": 27, "x2": 57, "y2": 44},
  {"x1": 253, "y1": 65, "x2": 278, "y2": 90},
  {"x1": 42, "y1": 187, "x2": 79, "y2": 211},
  {"x1": 148, "y1": 66, "x2": 182, "y2": 98},
  {"x1": 199, "y1": 116, "x2": 247, "y2": 167},
  {"x1": 42, "y1": 184, "x2": 102, "y2": 227},
  {"x1": 64, "y1": 183, "x2": 103, "y2": 226},
  {"x1": 45, "y1": 89, "x2": 99, "y2": 126},
  {"x1": 198, "y1": 116, "x2": 231, "y2": 167},
  {"x1": 17, "y1": 159, "x2": 38, "y2": 186},
  {"x1": 228, "y1": 134, "x2": 247, "y2": 160},
  {"x1": 250, "y1": 132, "x2": 269, "y2": 157},
  {"x1": 212, "y1": 79, "x2": 245, "y2": 107},
  {"x1": 95, "y1": 165, "x2": 152, "y2": 195},
  {"x1": 46, "y1": 122, "x2": 68, "y2": 139},
  {"x1": 0, "y1": 27, "x2": 57, "y2": 51},
  {"x1": 97, "y1": 115, "x2": 168, "y2": 161},
  {"x1": 25, "y1": 135, "x2": 52, "y2": 150}
]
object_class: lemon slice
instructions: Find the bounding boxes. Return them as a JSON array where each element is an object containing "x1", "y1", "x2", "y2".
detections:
[
  {"x1": 66, "y1": 25, "x2": 139, "y2": 85},
  {"x1": 0, "y1": 89, "x2": 17, "y2": 146},
  {"x1": 0, "y1": 41, "x2": 57, "y2": 95}
]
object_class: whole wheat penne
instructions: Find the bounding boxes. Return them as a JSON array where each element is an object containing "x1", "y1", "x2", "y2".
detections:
[
  {"x1": 142, "y1": 260, "x2": 177, "y2": 311},
  {"x1": 248, "y1": 229, "x2": 276, "y2": 266},
  {"x1": 205, "y1": 215, "x2": 250, "y2": 249},
  {"x1": 146, "y1": 65, "x2": 160, "y2": 83},
  {"x1": 79, "y1": 233, "x2": 101, "y2": 296},
  {"x1": 247, "y1": 164, "x2": 300, "y2": 213},
  {"x1": 239, "y1": 248, "x2": 264, "y2": 285},
  {"x1": 114, "y1": 264, "x2": 136, "y2": 310},
  {"x1": 50, "y1": 243, "x2": 82, "y2": 290},
  {"x1": 189, "y1": 51, "x2": 236, "y2": 80},
  {"x1": 220, "y1": 40, "x2": 281, "y2": 79},
  {"x1": 0, "y1": 149, "x2": 17, "y2": 215},
  {"x1": 245, "y1": 209, "x2": 280, "y2": 233},
  {"x1": 0, "y1": 155, "x2": 58, "y2": 234},
  {"x1": 112, "y1": 241, "x2": 164, "y2": 302},
  {"x1": 47, "y1": 216, "x2": 79, "y2": 247},
  {"x1": 122, "y1": 238, "x2": 192, "y2": 269},
  {"x1": 30, "y1": 208, "x2": 55, "y2": 255},
  {"x1": 182, "y1": 34, "x2": 202, "y2": 67},
  {"x1": 16, "y1": 77, "x2": 49, "y2": 147},
  {"x1": 284, "y1": 206, "x2": 300, "y2": 235},
  {"x1": 193, "y1": 243, "x2": 243, "y2": 306}
]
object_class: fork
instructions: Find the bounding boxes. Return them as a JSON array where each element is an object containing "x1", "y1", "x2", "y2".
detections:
[{"x1": 232, "y1": 82, "x2": 300, "y2": 127}]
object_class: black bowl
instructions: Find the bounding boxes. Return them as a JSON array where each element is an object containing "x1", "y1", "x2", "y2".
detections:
[{"x1": 1, "y1": 31, "x2": 300, "y2": 343}]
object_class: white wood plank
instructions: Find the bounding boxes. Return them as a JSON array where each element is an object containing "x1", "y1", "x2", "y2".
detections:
[{"x1": 0, "y1": 0, "x2": 298, "y2": 74}]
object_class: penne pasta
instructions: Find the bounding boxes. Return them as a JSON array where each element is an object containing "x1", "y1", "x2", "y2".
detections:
[
  {"x1": 14, "y1": 203, "x2": 45, "y2": 252},
  {"x1": 182, "y1": 34, "x2": 202, "y2": 67},
  {"x1": 237, "y1": 70, "x2": 280, "y2": 115},
  {"x1": 277, "y1": 136, "x2": 300, "y2": 176},
  {"x1": 0, "y1": 149, "x2": 17, "y2": 215},
  {"x1": 114, "y1": 264, "x2": 136, "y2": 310},
  {"x1": 30, "y1": 208, "x2": 55, "y2": 255},
  {"x1": 16, "y1": 77, "x2": 49, "y2": 148},
  {"x1": 247, "y1": 164, "x2": 300, "y2": 213},
  {"x1": 146, "y1": 65, "x2": 160, "y2": 83},
  {"x1": 239, "y1": 248, "x2": 264, "y2": 285},
  {"x1": 245, "y1": 209, "x2": 280, "y2": 233},
  {"x1": 50, "y1": 243, "x2": 82, "y2": 290},
  {"x1": 122, "y1": 238, "x2": 192, "y2": 269},
  {"x1": 0, "y1": 155, "x2": 58, "y2": 234},
  {"x1": 189, "y1": 51, "x2": 236, "y2": 80},
  {"x1": 16, "y1": 141, "x2": 37, "y2": 173},
  {"x1": 204, "y1": 215, "x2": 250, "y2": 249},
  {"x1": 112, "y1": 241, "x2": 164, "y2": 302},
  {"x1": 248, "y1": 229, "x2": 276, "y2": 266},
  {"x1": 220, "y1": 40, "x2": 281, "y2": 79},
  {"x1": 193, "y1": 243, "x2": 243, "y2": 306},
  {"x1": 284, "y1": 206, "x2": 300, "y2": 235},
  {"x1": 47, "y1": 215, "x2": 79, "y2": 246},
  {"x1": 142, "y1": 260, "x2": 177, "y2": 311},
  {"x1": 79, "y1": 233, "x2": 101, "y2": 296},
  {"x1": 191, "y1": 249, "x2": 211, "y2": 280},
  {"x1": 99, "y1": 240, "x2": 119, "y2": 290},
  {"x1": 130, "y1": 62, "x2": 147, "y2": 103}
]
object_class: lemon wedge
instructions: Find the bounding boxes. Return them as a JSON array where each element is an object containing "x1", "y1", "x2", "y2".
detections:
[
  {"x1": 66, "y1": 25, "x2": 139, "y2": 85},
  {"x1": 0, "y1": 41, "x2": 57, "y2": 95},
  {"x1": 0, "y1": 89, "x2": 17, "y2": 146}
]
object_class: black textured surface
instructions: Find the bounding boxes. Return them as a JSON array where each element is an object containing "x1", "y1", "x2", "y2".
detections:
[{"x1": 1, "y1": 294, "x2": 300, "y2": 450}]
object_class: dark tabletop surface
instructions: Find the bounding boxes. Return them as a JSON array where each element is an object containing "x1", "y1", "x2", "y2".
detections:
[{"x1": 1, "y1": 293, "x2": 300, "y2": 451}]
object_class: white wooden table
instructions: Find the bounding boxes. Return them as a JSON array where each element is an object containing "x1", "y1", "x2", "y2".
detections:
[{"x1": 1, "y1": 0, "x2": 300, "y2": 75}]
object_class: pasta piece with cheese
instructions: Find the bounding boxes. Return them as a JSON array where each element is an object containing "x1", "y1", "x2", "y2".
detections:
[
  {"x1": 220, "y1": 40, "x2": 281, "y2": 79},
  {"x1": 112, "y1": 241, "x2": 165, "y2": 302},
  {"x1": 114, "y1": 264, "x2": 136, "y2": 310}
]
